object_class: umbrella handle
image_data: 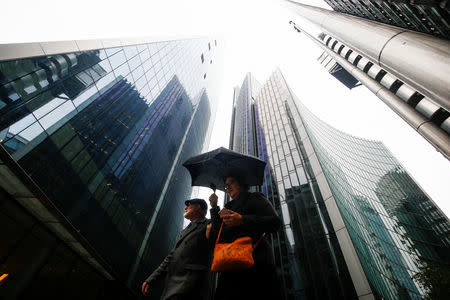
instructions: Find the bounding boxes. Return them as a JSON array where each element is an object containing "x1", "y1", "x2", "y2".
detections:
[{"x1": 209, "y1": 183, "x2": 216, "y2": 192}]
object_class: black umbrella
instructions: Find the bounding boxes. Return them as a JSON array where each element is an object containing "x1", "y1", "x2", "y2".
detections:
[{"x1": 182, "y1": 147, "x2": 266, "y2": 192}]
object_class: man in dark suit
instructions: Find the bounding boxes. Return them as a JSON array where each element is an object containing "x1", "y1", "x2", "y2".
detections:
[{"x1": 141, "y1": 198, "x2": 212, "y2": 300}]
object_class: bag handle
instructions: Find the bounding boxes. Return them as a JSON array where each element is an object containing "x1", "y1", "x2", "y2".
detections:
[
  {"x1": 215, "y1": 221, "x2": 265, "y2": 248},
  {"x1": 215, "y1": 221, "x2": 224, "y2": 245},
  {"x1": 253, "y1": 233, "x2": 265, "y2": 248}
]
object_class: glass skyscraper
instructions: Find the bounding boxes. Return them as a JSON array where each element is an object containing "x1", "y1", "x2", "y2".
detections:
[
  {"x1": 229, "y1": 73, "x2": 300, "y2": 300},
  {"x1": 236, "y1": 68, "x2": 450, "y2": 299},
  {"x1": 321, "y1": 0, "x2": 450, "y2": 40},
  {"x1": 0, "y1": 37, "x2": 221, "y2": 299}
]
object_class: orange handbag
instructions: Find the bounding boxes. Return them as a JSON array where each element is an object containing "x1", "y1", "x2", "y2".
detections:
[{"x1": 211, "y1": 222, "x2": 264, "y2": 272}]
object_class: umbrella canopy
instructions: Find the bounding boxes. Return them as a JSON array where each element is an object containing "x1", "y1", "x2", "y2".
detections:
[{"x1": 182, "y1": 147, "x2": 266, "y2": 191}]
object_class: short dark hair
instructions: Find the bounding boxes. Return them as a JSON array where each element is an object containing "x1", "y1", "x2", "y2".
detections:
[
  {"x1": 199, "y1": 208, "x2": 207, "y2": 218},
  {"x1": 225, "y1": 172, "x2": 249, "y2": 191}
]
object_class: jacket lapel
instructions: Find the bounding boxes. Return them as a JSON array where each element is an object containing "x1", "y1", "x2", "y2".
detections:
[{"x1": 176, "y1": 218, "x2": 206, "y2": 247}]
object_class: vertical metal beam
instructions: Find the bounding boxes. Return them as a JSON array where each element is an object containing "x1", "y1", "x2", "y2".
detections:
[
  {"x1": 290, "y1": 22, "x2": 450, "y2": 159},
  {"x1": 285, "y1": 0, "x2": 450, "y2": 112}
]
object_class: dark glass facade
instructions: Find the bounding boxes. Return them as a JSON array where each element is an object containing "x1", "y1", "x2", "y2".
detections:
[
  {"x1": 234, "y1": 68, "x2": 450, "y2": 299},
  {"x1": 0, "y1": 38, "x2": 219, "y2": 299},
  {"x1": 253, "y1": 70, "x2": 357, "y2": 300},
  {"x1": 274, "y1": 68, "x2": 450, "y2": 299},
  {"x1": 323, "y1": 0, "x2": 450, "y2": 40},
  {"x1": 0, "y1": 187, "x2": 111, "y2": 300},
  {"x1": 230, "y1": 74, "x2": 299, "y2": 300}
]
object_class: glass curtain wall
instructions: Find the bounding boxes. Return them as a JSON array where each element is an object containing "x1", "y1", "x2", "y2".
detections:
[
  {"x1": 254, "y1": 69, "x2": 357, "y2": 300},
  {"x1": 282, "y1": 69, "x2": 450, "y2": 299},
  {"x1": 0, "y1": 38, "x2": 220, "y2": 299},
  {"x1": 230, "y1": 74, "x2": 298, "y2": 300},
  {"x1": 323, "y1": 0, "x2": 450, "y2": 40}
]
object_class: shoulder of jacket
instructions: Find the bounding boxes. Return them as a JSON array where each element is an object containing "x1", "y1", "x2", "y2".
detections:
[
  {"x1": 196, "y1": 217, "x2": 208, "y2": 224},
  {"x1": 249, "y1": 192, "x2": 267, "y2": 199},
  {"x1": 246, "y1": 192, "x2": 270, "y2": 206}
]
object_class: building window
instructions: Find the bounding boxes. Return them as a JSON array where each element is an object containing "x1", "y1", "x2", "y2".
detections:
[
  {"x1": 331, "y1": 40, "x2": 338, "y2": 50},
  {"x1": 208, "y1": 43, "x2": 211, "y2": 50},
  {"x1": 201, "y1": 54, "x2": 204, "y2": 63},
  {"x1": 353, "y1": 55, "x2": 362, "y2": 66},
  {"x1": 363, "y1": 62, "x2": 373, "y2": 73},
  {"x1": 375, "y1": 70, "x2": 387, "y2": 82},
  {"x1": 408, "y1": 92, "x2": 424, "y2": 108},
  {"x1": 345, "y1": 49, "x2": 353, "y2": 60},
  {"x1": 389, "y1": 79, "x2": 403, "y2": 93}
]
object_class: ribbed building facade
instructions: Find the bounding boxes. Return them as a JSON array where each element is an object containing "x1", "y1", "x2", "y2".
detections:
[
  {"x1": 250, "y1": 68, "x2": 450, "y2": 299},
  {"x1": 0, "y1": 37, "x2": 220, "y2": 299},
  {"x1": 323, "y1": 0, "x2": 450, "y2": 40}
]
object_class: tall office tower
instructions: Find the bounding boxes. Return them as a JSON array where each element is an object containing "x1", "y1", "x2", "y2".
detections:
[
  {"x1": 248, "y1": 68, "x2": 450, "y2": 299},
  {"x1": 229, "y1": 73, "x2": 300, "y2": 300},
  {"x1": 0, "y1": 37, "x2": 221, "y2": 299},
  {"x1": 322, "y1": 0, "x2": 450, "y2": 40}
]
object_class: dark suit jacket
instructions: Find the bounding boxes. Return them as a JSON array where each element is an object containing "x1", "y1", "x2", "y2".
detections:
[
  {"x1": 209, "y1": 192, "x2": 281, "y2": 300},
  {"x1": 210, "y1": 191, "x2": 281, "y2": 267},
  {"x1": 145, "y1": 217, "x2": 212, "y2": 300}
]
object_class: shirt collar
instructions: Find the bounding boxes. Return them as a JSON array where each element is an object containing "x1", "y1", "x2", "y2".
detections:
[{"x1": 225, "y1": 191, "x2": 249, "y2": 209}]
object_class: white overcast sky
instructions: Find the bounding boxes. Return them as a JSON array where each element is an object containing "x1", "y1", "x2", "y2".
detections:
[{"x1": 3, "y1": 0, "x2": 449, "y2": 217}]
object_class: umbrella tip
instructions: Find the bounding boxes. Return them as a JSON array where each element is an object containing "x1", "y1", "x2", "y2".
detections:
[{"x1": 209, "y1": 183, "x2": 216, "y2": 192}]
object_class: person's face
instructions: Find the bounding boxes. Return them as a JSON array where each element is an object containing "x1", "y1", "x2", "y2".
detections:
[
  {"x1": 184, "y1": 203, "x2": 201, "y2": 221},
  {"x1": 225, "y1": 177, "x2": 242, "y2": 200}
]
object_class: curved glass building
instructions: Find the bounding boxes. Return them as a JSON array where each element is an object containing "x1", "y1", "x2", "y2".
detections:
[{"x1": 252, "y1": 68, "x2": 450, "y2": 299}]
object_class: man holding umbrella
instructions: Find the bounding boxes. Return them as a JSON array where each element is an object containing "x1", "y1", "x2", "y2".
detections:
[{"x1": 141, "y1": 198, "x2": 212, "y2": 300}]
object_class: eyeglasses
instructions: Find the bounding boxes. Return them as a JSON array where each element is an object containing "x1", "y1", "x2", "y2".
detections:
[{"x1": 224, "y1": 179, "x2": 236, "y2": 190}]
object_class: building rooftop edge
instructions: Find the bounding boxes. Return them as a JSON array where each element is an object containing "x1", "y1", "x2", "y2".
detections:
[
  {"x1": 0, "y1": 35, "x2": 211, "y2": 62},
  {"x1": 268, "y1": 67, "x2": 387, "y2": 147}
]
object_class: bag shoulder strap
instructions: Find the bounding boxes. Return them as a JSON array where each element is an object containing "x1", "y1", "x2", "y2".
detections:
[
  {"x1": 215, "y1": 222, "x2": 224, "y2": 245},
  {"x1": 253, "y1": 233, "x2": 265, "y2": 248},
  {"x1": 215, "y1": 221, "x2": 265, "y2": 247}
]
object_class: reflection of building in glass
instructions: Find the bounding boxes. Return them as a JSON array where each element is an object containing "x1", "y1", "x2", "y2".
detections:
[
  {"x1": 0, "y1": 51, "x2": 107, "y2": 157},
  {"x1": 230, "y1": 74, "x2": 299, "y2": 300},
  {"x1": 375, "y1": 167, "x2": 450, "y2": 254},
  {"x1": 253, "y1": 70, "x2": 357, "y2": 300},
  {"x1": 0, "y1": 38, "x2": 219, "y2": 299},
  {"x1": 244, "y1": 68, "x2": 450, "y2": 300},
  {"x1": 322, "y1": 0, "x2": 450, "y2": 40}
]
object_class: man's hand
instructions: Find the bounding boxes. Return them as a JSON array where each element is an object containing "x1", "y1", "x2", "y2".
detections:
[
  {"x1": 206, "y1": 223, "x2": 212, "y2": 239},
  {"x1": 221, "y1": 210, "x2": 242, "y2": 227},
  {"x1": 142, "y1": 281, "x2": 150, "y2": 295},
  {"x1": 209, "y1": 193, "x2": 218, "y2": 209}
]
